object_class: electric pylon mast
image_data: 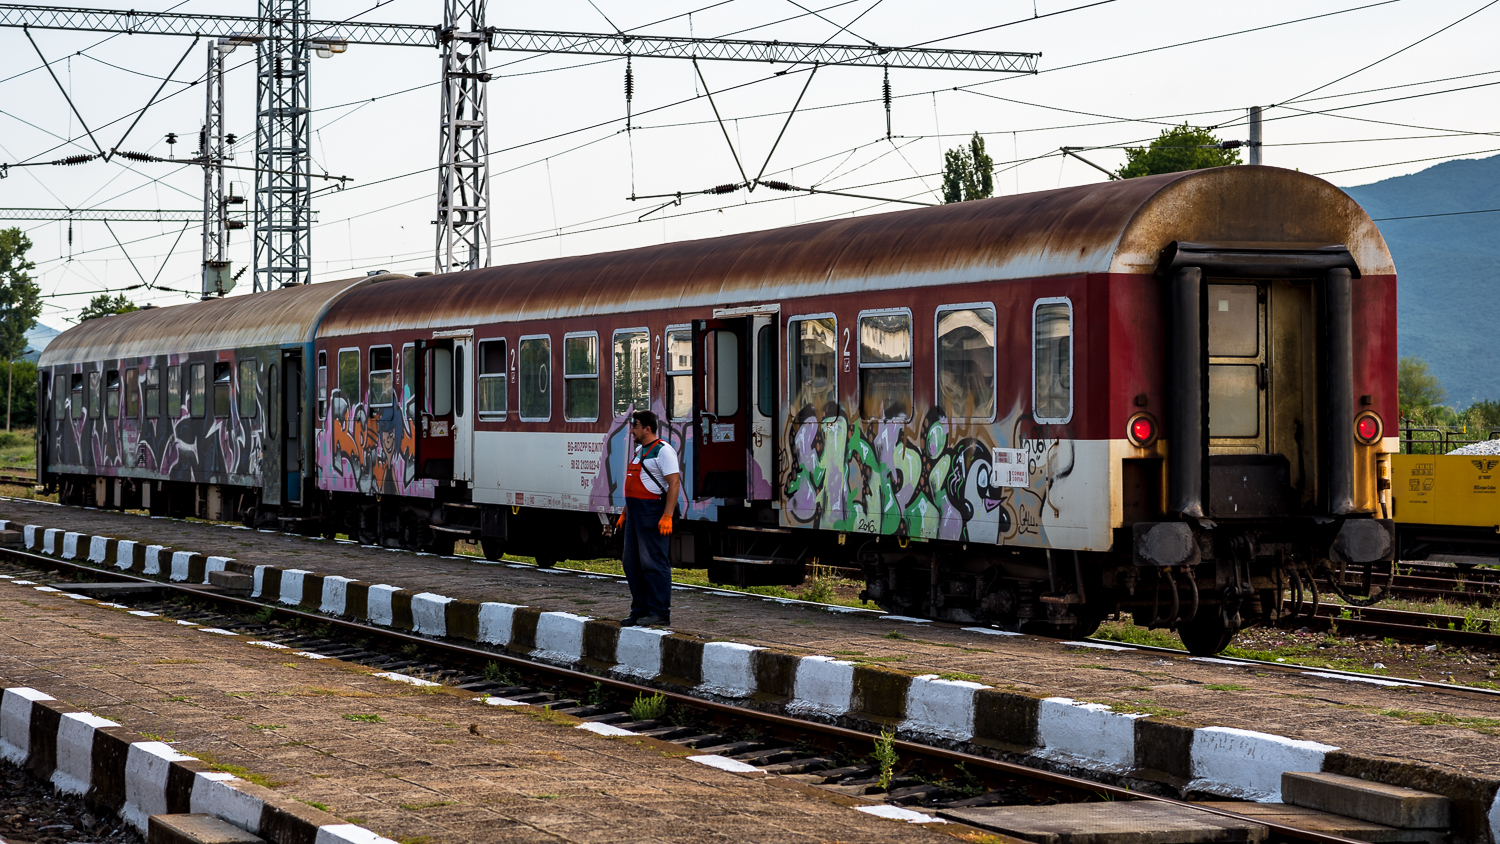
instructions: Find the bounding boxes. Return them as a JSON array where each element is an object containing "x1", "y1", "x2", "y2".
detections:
[{"x1": 436, "y1": 0, "x2": 491, "y2": 274}]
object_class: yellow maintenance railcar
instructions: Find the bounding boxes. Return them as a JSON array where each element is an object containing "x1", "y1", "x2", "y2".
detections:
[{"x1": 1390, "y1": 453, "x2": 1500, "y2": 565}]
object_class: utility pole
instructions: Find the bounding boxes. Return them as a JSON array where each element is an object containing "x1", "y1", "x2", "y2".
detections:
[
  {"x1": 202, "y1": 34, "x2": 260, "y2": 298},
  {"x1": 1249, "y1": 106, "x2": 1263, "y2": 166},
  {"x1": 435, "y1": 0, "x2": 491, "y2": 274},
  {"x1": 254, "y1": 0, "x2": 313, "y2": 291}
]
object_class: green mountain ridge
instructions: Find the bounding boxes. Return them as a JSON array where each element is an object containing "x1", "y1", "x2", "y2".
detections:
[{"x1": 1342, "y1": 153, "x2": 1500, "y2": 408}]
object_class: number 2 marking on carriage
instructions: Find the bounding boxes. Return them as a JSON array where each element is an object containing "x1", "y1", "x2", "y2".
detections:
[{"x1": 842, "y1": 327, "x2": 852, "y2": 373}]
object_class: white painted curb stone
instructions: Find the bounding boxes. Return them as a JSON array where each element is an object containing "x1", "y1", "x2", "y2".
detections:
[
  {"x1": 411, "y1": 592, "x2": 452, "y2": 637},
  {"x1": 366, "y1": 584, "x2": 401, "y2": 627},
  {"x1": 52, "y1": 712, "x2": 117, "y2": 795},
  {"x1": 616, "y1": 627, "x2": 672, "y2": 679},
  {"x1": 699, "y1": 641, "x2": 761, "y2": 698},
  {"x1": 476, "y1": 602, "x2": 522, "y2": 645},
  {"x1": 1037, "y1": 697, "x2": 1145, "y2": 772},
  {"x1": 1189, "y1": 727, "x2": 1336, "y2": 802},
  {"x1": 789, "y1": 656, "x2": 856, "y2": 717},
  {"x1": 904, "y1": 675, "x2": 985, "y2": 741},
  {"x1": 533, "y1": 612, "x2": 589, "y2": 665},
  {"x1": 122, "y1": 741, "x2": 195, "y2": 831},
  {"x1": 0, "y1": 687, "x2": 54, "y2": 763},
  {"x1": 320, "y1": 576, "x2": 356, "y2": 615}
]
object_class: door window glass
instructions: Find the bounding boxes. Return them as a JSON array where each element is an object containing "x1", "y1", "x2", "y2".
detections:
[
  {"x1": 478, "y1": 339, "x2": 507, "y2": 417},
  {"x1": 1208, "y1": 284, "x2": 1259, "y2": 357},
  {"x1": 1209, "y1": 365, "x2": 1260, "y2": 437},
  {"x1": 757, "y1": 324, "x2": 775, "y2": 418},
  {"x1": 168, "y1": 366, "x2": 182, "y2": 418},
  {"x1": 238, "y1": 359, "x2": 257, "y2": 417},
  {"x1": 145, "y1": 367, "x2": 160, "y2": 419},
  {"x1": 213, "y1": 362, "x2": 232, "y2": 417},
  {"x1": 564, "y1": 333, "x2": 599, "y2": 422},
  {"x1": 105, "y1": 370, "x2": 120, "y2": 419},
  {"x1": 519, "y1": 337, "x2": 550, "y2": 421},
  {"x1": 53, "y1": 373, "x2": 65, "y2": 420},
  {"x1": 937, "y1": 306, "x2": 995, "y2": 419},
  {"x1": 454, "y1": 344, "x2": 465, "y2": 418},
  {"x1": 788, "y1": 317, "x2": 835, "y2": 414},
  {"x1": 1033, "y1": 300, "x2": 1072, "y2": 423},
  {"x1": 428, "y1": 347, "x2": 453, "y2": 416},
  {"x1": 368, "y1": 346, "x2": 393, "y2": 407},
  {"x1": 88, "y1": 371, "x2": 100, "y2": 418},
  {"x1": 666, "y1": 329, "x2": 692, "y2": 421},
  {"x1": 267, "y1": 365, "x2": 279, "y2": 439},
  {"x1": 612, "y1": 330, "x2": 649, "y2": 416},
  {"x1": 704, "y1": 330, "x2": 740, "y2": 417},
  {"x1": 126, "y1": 369, "x2": 140, "y2": 419},
  {"x1": 859, "y1": 312, "x2": 912, "y2": 421},
  {"x1": 190, "y1": 364, "x2": 207, "y2": 418}
]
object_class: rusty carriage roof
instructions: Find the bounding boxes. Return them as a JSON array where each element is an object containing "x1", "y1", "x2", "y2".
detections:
[
  {"x1": 316, "y1": 166, "x2": 1394, "y2": 336},
  {"x1": 39, "y1": 275, "x2": 395, "y2": 367}
]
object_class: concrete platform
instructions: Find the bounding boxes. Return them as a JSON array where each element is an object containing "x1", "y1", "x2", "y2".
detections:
[
  {"x1": 148, "y1": 814, "x2": 265, "y2": 844},
  {"x1": 940, "y1": 802, "x2": 1268, "y2": 844},
  {"x1": 1194, "y1": 803, "x2": 1444, "y2": 844}
]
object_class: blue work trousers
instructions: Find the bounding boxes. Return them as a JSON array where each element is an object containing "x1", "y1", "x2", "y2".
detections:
[{"x1": 622, "y1": 496, "x2": 672, "y2": 618}]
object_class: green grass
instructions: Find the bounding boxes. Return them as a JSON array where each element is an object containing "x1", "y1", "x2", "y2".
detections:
[
  {"x1": 629, "y1": 692, "x2": 668, "y2": 722},
  {"x1": 0, "y1": 428, "x2": 35, "y2": 470},
  {"x1": 937, "y1": 672, "x2": 981, "y2": 682},
  {"x1": 1378, "y1": 709, "x2": 1500, "y2": 735},
  {"x1": 500, "y1": 555, "x2": 879, "y2": 609},
  {"x1": 1102, "y1": 699, "x2": 1187, "y2": 718},
  {"x1": 1204, "y1": 684, "x2": 1249, "y2": 691},
  {"x1": 341, "y1": 713, "x2": 383, "y2": 723},
  {"x1": 1093, "y1": 618, "x2": 1185, "y2": 649}
]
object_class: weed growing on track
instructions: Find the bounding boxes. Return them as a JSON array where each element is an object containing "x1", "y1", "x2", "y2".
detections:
[
  {"x1": 585, "y1": 681, "x2": 609, "y2": 707},
  {"x1": 871, "y1": 728, "x2": 898, "y2": 790},
  {"x1": 481, "y1": 662, "x2": 517, "y2": 685},
  {"x1": 630, "y1": 692, "x2": 667, "y2": 722},
  {"x1": 342, "y1": 713, "x2": 383, "y2": 723}
]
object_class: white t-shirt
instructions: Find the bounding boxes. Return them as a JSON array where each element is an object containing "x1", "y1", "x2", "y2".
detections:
[{"x1": 631, "y1": 439, "x2": 680, "y2": 496}]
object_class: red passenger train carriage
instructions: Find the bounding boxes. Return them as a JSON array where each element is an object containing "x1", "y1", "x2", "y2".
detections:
[{"x1": 36, "y1": 165, "x2": 1398, "y2": 654}]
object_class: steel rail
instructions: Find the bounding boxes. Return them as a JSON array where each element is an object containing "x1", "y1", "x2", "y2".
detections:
[
  {"x1": 0, "y1": 544, "x2": 1369, "y2": 844},
  {"x1": 1286, "y1": 601, "x2": 1500, "y2": 649},
  {"x1": 0, "y1": 5, "x2": 1038, "y2": 71}
]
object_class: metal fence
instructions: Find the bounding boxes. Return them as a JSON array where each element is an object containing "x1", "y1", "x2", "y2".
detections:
[{"x1": 1399, "y1": 421, "x2": 1500, "y2": 455}]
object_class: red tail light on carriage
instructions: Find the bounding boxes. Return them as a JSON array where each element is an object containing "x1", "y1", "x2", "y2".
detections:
[
  {"x1": 1127, "y1": 412, "x2": 1157, "y2": 447},
  {"x1": 1355, "y1": 412, "x2": 1382, "y2": 445}
]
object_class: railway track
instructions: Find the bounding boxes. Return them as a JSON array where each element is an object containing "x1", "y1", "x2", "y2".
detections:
[
  {"x1": 0, "y1": 545, "x2": 1372, "y2": 844},
  {"x1": 1322, "y1": 562, "x2": 1500, "y2": 608},
  {"x1": 1282, "y1": 600, "x2": 1500, "y2": 649},
  {"x1": 0, "y1": 471, "x2": 36, "y2": 487}
]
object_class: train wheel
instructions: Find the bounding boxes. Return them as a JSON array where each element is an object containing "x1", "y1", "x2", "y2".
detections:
[
  {"x1": 534, "y1": 552, "x2": 558, "y2": 569},
  {"x1": 1177, "y1": 612, "x2": 1235, "y2": 657},
  {"x1": 480, "y1": 537, "x2": 505, "y2": 562}
]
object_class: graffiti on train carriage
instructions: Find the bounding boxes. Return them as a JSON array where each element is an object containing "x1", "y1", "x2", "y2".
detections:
[
  {"x1": 49, "y1": 354, "x2": 264, "y2": 484},
  {"x1": 781, "y1": 401, "x2": 1071, "y2": 545},
  {"x1": 320, "y1": 387, "x2": 423, "y2": 496},
  {"x1": 586, "y1": 399, "x2": 709, "y2": 519}
]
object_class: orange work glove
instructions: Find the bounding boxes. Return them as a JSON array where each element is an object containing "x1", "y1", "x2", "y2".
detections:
[
  {"x1": 658, "y1": 513, "x2": 674, "y2": 536},
  {"x1": 615, "y1": 511, "x2": 626, "y2": 531}
]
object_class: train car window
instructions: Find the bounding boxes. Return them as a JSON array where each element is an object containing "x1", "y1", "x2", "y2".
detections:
[
  {"x1": 519, "y1": 336, "x2": 551, "y2": 422},
  {"x1": 70, "y1": 373, "x2": 84, "y2": 420},
  {"x1": 145, "y1": 368, "x2": 160, "y2": 419},
  {"x1": 126, "y1": 369, "x2": 140, "y2": 419},
  {"x1": 105, "y1": 370, "x2": 120, "y2": 419},
  {"x1": 666, "y1": 328, "x2": 692, "y2": 422},
  {"x1": 563, "y1": 333, "x2": 599, "y2": 422},
  {"x1": 1207, "y1": 284, "x2": 1258, "y2": 357},
  {"x1": 53, "y1": 373, "x2": 66, "y2": 420},
  {"x1": 213, "y1": 362, "x2": 233, "y2": 417},
  {"x1": 478, "y1": 339, "x2": 507, "y2": 418},
  {"x1": 858, "y1": 311, "x2": 912, "y2": 421},
  {"x1": 936, "y1": 305, "x2": 996, "y2": 421},
  {"x1": 317, "y1": 351, "x2": 328, "y2": 422},
  {"x1": 427, "y1": 348, "x2": 453, "y2": 416},
  {"x1": 454, "y1": 345, "x2": 465, "y2": 418},
  {"x1": 612, "y1": 329, "x2": 649, "y2": 417},
  {"x1": 787, "y1": 317, "x2": 834, "y2": 415},
  {"x1": 1032, "y1": 299, "x2": 1072, "y2": 424},
  {"x1": 368, "y1": 346, "x2": 394, "y2": 407},
  {"x1": 402, "y1": 345, "x2": 417, "y2": 418},
  {"x1": 267, "y1": 365, "x2": 279, "y2": 439},
  {"x1": 87, "y1": 371, "x2": 101, "y2": 419},
  {"x1": 338, "y1": 350, "x2": 359, "y2": 413},
  {"x1": 168, "y1": 366, "x2": 182, "y2": 418},
  {"x1": 757, "y1": 324, "x2": 775, "y2": 418},
  {"x1": 238, "y1": 360, "x2": 257, "y2": 417},
  {"x1": 190, "y1": 364, "x2": 207, "y2": 418}
]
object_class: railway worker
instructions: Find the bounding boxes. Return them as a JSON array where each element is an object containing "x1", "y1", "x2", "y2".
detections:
[{"x1": 616, "y1": 409, "x2": 680, "y2": 627}]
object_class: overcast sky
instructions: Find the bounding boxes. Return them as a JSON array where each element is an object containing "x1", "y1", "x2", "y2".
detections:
[{"x1": 2, "y1": 0, "x2": 1496, "y2": 325}]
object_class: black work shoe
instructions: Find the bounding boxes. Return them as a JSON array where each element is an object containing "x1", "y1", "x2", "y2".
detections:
[
  {"x1": 636, "y1": 614, "x2": 669, "y2": 627},
  {"x1": 620, "y1": 615, "x2": 641, "y2": 627}
]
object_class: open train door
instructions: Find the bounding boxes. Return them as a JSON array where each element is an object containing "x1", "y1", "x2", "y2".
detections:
[
  {"x1": 691, "y1": 317, "x2": 751, "y2": 500},
  {"x1": 282, "y1": 350, "x2": 303, "y2": 505},
  {"x1": 415, "y1": 338, "x2": 456, "y2": 481}
]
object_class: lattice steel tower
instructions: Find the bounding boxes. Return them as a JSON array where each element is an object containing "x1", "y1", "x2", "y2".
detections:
[
  {"x1": 435, "y1": 0, "x2": 491, "y2": 274},
  {"x1": 254, "y1": 0, "x2": 312, "y2": 290}
]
